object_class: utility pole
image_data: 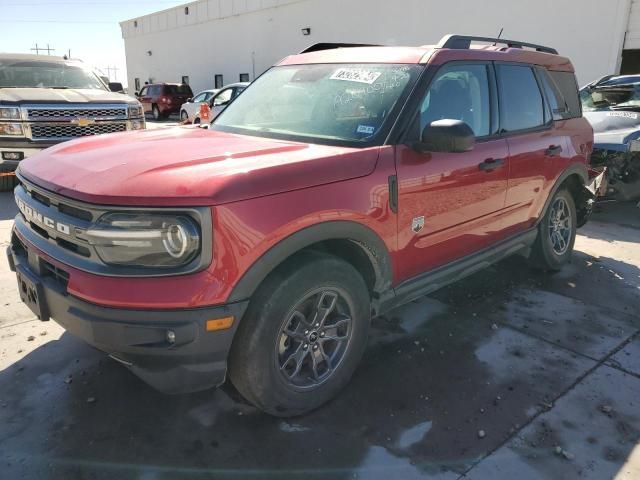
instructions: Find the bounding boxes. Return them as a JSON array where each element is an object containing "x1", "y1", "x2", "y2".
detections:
[
  {"x1": 31, "y1": 43, "x2": 55, "y2": 55},
  {"x1": 103, "y1": 65, "x2": 119, "y2": 81}
]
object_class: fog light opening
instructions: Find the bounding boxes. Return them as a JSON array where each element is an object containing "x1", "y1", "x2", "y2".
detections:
[
  {"x1": 166, "y1": 330, "x2": 176, "y2": 344},
  {"x1": 2, "y1": 151, "x2": 24, "y2": 161}
]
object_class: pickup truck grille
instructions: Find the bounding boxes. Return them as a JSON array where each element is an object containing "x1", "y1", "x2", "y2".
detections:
[
  {"x1": 26, "y1": 105, "x2": 128, "y2": 121},
  {"x1": 30, "y1": 122, "x2": 127, "y2": 140}
]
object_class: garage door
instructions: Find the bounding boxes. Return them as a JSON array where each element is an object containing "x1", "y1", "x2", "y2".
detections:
[{"x1": 626, "y1": 0, "x2": 640, "y2": 49}]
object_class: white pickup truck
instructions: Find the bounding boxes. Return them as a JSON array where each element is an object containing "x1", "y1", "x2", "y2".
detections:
[{"x1": 0, "y1": 53, "x2": 145, "y2": 191}]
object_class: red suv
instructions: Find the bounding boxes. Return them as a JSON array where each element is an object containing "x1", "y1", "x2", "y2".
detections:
[
  {"x1": 137, "y1": 82, "x2": 193, "y2": 120},
  {"x1": 8, "y1": 35, "x2": 598, "y2": 416}
]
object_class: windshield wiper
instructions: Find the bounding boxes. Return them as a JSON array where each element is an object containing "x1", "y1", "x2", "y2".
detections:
[{"x1": 610, "y1": 105, "x2": 640, "y2": 112}]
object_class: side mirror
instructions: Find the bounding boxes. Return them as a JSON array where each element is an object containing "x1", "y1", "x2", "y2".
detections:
[
  {"x1": 108, "y1": 82, "x2": 124, "y2": 92},
  {"x1": 134, "y1": 91, "x2": 140, "y2": 97},
  {"x1": 186, "y1": 97, "x2": 192, "y2": 103},
  {"x1": 415, "y1": 119, "x2": 475, "y2": 153}
]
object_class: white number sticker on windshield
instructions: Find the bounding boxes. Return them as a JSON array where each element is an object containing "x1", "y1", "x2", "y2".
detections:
[{"x1": 330, "y1": 68, "x2": 382, "y2": 84}]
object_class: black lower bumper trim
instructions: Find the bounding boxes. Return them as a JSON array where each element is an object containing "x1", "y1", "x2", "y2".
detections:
[{"x1": 8, "y1": 238, "x2": 249, "y2": 394}]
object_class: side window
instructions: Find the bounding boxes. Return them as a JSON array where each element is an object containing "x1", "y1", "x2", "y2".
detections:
[
  {"x1": 213, "y1": 88, "x2": 232, "y2": 106},
  {"x1": 497, "y1": 65, "x2": 545, "y2": 132},
  {"x1": 419, "y1": 63, "x2": 490, "y2": 137},
  {"x1": 538, "y1": 69, "x2": 570, "y2": 121},
  {"x1": 192, "y1": 92, "x2": 206, "y2": 102},
  {"x1": 549, "y1": 71, "x2": 582, "y2": 118},
  {"x1": 203, "y1": 92, "x2": 214, "y2": 102},
  {"x1": 232, "y1": 87, "x2": 245, "y2": 98}
]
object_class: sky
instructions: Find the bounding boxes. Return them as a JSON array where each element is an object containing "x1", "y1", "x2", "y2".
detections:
[{"x1": 0, "y1": 0, "x2": 189, "y2": 86}]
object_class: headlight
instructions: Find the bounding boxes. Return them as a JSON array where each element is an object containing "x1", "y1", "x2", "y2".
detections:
[
  {"x1": 0, "y1": 107, "x2": 20, "y2": 120},
  {"x1": 0, "y1": 123, "x2": 24, "y2": 136},
  {"x1": 85, "y1": 213, "x2": 200, "y2": 268},
  {"x1": 128, "y1": 103, "x2": 143, "y2": 118}
]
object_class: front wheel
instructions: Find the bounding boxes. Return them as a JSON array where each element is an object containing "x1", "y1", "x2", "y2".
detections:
[
  {"x1": 530, "y1": 189, "x2": 577, "y2": 271},
  {"x1": 180, "y1": 110, "x2": 189, "y2": 122},
  {"x1": 152, "y1": 104, "x2": 161, "y2": 121},
  {"x1": 229, "y1": 252, "x2": 370, "y2": 417}
]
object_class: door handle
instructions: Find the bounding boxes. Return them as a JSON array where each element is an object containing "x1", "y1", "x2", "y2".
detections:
[
  {"x1": 545, "y1": 145, "x2": 563, "y2": 157},
  {"x1": 478, "y1": 158, "x2": 505, "y2": 171}
]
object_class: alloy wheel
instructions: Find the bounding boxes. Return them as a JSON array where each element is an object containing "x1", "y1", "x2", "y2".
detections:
[
  {"x1": 548, "y1": 197, "x2": 572, "y2": 255},
  {"x1": 275, "y1": 288, "x2": 353, "y2": 389}
]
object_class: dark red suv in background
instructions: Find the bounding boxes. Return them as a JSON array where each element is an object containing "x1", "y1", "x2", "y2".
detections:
[
  {"x1": 137, "y1": 82, "x2": 193, "y2": 120},
  {"x1": 8, "y1": 35, "x2": 600, "y2": 416}
]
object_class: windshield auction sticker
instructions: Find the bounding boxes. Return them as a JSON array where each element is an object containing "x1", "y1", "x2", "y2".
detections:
[
  {"x1": 607, "y1": 111, "x2": 639, "y2": 120},
  {"x1": 330, "y1": 68, "x2": 382, "y2": 84}
]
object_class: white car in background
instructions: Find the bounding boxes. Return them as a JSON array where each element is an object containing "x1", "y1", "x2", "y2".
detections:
[
  {"x1": 180, "y1": 89, "x2": 218, "y2": 123},
  {"x1": 209, "y1": 82, "x2": 249, "y2": 121}
]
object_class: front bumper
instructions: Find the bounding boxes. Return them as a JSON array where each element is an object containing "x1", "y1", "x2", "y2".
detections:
[{"x1": 7, "y1": 236, "x2": 248, "y2": 394}]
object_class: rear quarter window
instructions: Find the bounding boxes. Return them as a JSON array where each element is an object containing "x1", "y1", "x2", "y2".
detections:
[{"x1": 548, "y1": 71, "x2": 582, "y2": 118}]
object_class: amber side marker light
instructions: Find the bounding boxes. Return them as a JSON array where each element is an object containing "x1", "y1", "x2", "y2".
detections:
[{"x1": 206, "y1": 316, "x2": 235, "y2": 332}]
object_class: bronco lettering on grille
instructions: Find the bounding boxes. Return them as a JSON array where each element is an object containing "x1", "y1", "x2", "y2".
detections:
[{"x1": 17, "y1": 198, "x2": 71, "y2": 236}]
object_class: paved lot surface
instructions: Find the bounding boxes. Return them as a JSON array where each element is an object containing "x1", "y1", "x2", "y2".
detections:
[{"x1": 0, "y1": 186, "x2": 638, "y2": 479}]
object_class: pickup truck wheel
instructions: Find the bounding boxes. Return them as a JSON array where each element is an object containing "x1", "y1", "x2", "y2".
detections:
[
  {"x1": 152, "y1": 104, "x2": 161, "y2": 121},
  {"x1": 0, "y1": 172, "x2": 18, "y2": 192},
  {"x1": 530, "y1": 189, "x2": 576, "y2": 271},
  {"x1": 228, "y1": 251, "x2": 370, "y2": 417}
]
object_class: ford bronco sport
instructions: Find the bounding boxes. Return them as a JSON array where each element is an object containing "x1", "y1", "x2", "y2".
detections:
[
  {"x1": 8, "y1": 35, "x2": 598, "y2": 416},
  {"x1": 0, "y1": 54, "x2": 145, "y2": 192}
]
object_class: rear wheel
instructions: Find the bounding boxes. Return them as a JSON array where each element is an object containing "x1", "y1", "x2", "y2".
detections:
[
  {"x1": 530, "y1": 189, "x2": 576, "y2": 271},
  {"x1": 229, "y1": 251, "x2": 370, "y2": 417}
]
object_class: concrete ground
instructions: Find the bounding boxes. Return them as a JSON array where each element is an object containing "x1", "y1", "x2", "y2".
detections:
[{"x1": 0, "y1": 187, "x2": 638, "y2": 479}]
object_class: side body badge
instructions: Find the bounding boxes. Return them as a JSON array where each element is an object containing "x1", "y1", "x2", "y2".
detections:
[{"x1": 412, "y1": 216, "x2": 425, "y2": 233}]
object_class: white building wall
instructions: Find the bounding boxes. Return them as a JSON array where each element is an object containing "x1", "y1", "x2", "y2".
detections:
[{"x1": 121, "y1": 0, "x2": 631, "y2": 94}]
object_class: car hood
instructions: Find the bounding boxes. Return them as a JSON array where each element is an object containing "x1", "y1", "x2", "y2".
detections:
[
  {"x1": 584, "y1": 110, "x2": 640, "y2": 151},
  {"x1": 0, "y1": 87, "x2": 134, "y2": 104},
  {"x1": 18, "y1": 127, "x2": 380, "y2": 206}
]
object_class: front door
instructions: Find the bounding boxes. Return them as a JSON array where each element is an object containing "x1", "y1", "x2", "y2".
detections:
[
  {"x1": 138, "y1": 86, "x2": 151, "y2": 114},
  {"x1": 395, "y1": 62, "x2": 510, "y2": 281}
]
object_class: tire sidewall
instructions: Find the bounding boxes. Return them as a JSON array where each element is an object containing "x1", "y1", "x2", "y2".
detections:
[
  {"x1": 152, "y1": 105, "x2": 160, "y2": 120},
  {"x1": 229, "y1": 254, "x2": 370, "y2": 416}
]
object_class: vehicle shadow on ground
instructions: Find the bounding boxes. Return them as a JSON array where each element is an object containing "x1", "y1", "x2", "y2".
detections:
[
  {"x1": 0, "y1": 191, "x2": 18, "y2": 221},
  {"x1": 2, "y1": 254, "x2": 639, "y2": 480}
]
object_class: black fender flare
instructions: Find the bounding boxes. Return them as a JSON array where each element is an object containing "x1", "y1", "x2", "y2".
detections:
[
  {"x1": 227, "y1": 220, "x2": 393, "y2": 303},
  {"x1": 536, "y1": 163, "x2": 588, "y2": 226}
]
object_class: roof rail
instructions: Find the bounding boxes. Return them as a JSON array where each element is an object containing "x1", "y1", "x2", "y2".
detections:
[
  {"x1": 437, "y1": 34, "x2": 558, "y2": 55},
  {"x1": 299, "y1": 43, "x2": 382, "y2": 54}
]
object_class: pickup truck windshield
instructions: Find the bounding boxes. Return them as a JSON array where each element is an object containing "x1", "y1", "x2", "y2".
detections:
[
  {"x1": 580, "y1": 83, "x2": 640, "y2": 112},
  {"x1": 0, "y1": 60, "x2": 106, "y2": 90},
  {"x1": 213, "y1": 63, "x2": 421, "y2": 145}
]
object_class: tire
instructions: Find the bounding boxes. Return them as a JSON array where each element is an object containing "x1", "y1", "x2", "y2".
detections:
[
  {"x1": 152, "y1": 104, "x2": 161, "y2": 121},
  {"x1": 229, "y1": 251, "x2": 370, "y2": 417},
  {"x1": 529, "y1": 189, "x2": 577, "y2": 271},
  {"x1": 180, "y1": 110, "x2": 189, "y2": 122},
  {"x1": 0, "y1": 172, "x2": 18, "y2": 192},
  {"x1": 193, "y1": 117, "x2": 201, "y2": 125}
]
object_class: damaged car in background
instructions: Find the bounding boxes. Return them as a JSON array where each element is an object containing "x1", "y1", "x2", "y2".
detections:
[{"x1": 580, "y1": 75, "x2": 640, "y2": 201}]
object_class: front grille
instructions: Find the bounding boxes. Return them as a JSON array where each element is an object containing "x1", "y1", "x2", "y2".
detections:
[
  {"x1": 30, "y1": 122, "x2": 127, "y2": 140},
  {"x1": 27, "y1": 106, "x2": 128, "y2": 121},
  {"x1": 42, "y1": 259, "x2": 70, "y2": 290}
]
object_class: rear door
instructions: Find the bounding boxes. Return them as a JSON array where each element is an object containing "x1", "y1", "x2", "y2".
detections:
[
  {"x1": 395, "y1": 62, "x2": 510, "y2": 280},
  {"x1": 497, "y1": 64, "x2": 572, "y2": 233},
  {"x1": 138, "y1": 86, "x2": 151, "y2": 113}
]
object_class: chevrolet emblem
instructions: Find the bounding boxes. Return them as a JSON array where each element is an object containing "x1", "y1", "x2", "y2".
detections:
[{"x1": 71, "y1": 117, "x2": 95, "y2": 127}]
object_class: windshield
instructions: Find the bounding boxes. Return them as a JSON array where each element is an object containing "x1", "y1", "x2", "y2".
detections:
[
  {"x1": 212, "y1": 63, "x2": 421, "y2": 145},
  {"x1": 580, "y1": 83, "x2": 640, "y2": 112},
  {"x1": 0, "y1": 60, "x2": 106, "y2": 89},
  {"x1": 166, "y1": 84, "x2": 192, "y2": 95}
]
